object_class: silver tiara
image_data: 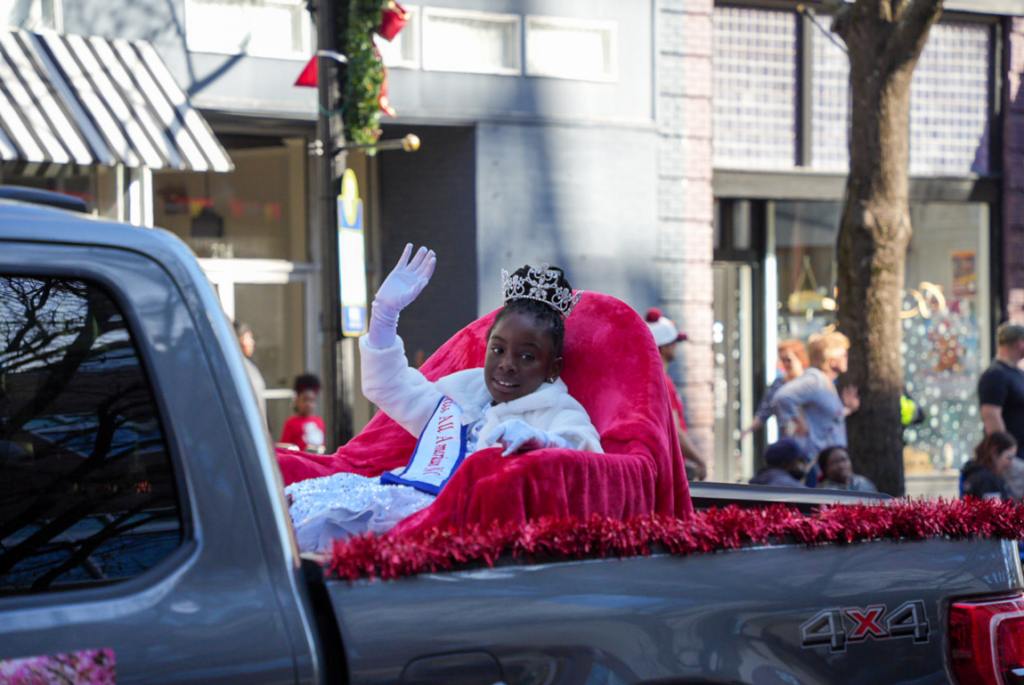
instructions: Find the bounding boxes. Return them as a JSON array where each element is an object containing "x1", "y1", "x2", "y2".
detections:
[{"x1": 501, "y1": 264, "x2": 581, "y2": 318}]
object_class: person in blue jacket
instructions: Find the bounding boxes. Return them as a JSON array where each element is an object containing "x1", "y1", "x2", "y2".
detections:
[{"x1": 750, "y1": 438, "x2": 809, "y2": 488}]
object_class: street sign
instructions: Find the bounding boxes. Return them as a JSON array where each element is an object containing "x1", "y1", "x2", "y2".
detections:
[{"x1": 338, "y1": 169, "x2": 368, "y2": 337}]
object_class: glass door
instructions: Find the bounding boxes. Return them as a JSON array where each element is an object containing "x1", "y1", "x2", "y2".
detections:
[
  {"x1": 201, "y1": 260, "x2": 319, "y2": 443},
  {"x1": 712, "y1": 262, "x2": 754, "y2": 483}
]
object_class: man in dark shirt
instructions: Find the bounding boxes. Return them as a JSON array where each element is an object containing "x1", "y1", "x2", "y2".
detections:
[
  {"x1": 978, "y1": 323, "x2": 1024, "y2": 457},
  {"x1": 749, "y1": 438, "x2": 808, "y2": 488}
]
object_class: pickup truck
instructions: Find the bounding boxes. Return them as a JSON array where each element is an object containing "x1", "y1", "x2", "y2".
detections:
[{"x1": 1, "y1": 190, "x2": 1023, "y2": 685}]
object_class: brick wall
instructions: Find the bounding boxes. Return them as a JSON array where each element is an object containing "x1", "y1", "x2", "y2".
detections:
[
  {"x1": 1006, "y1": 18, "x2": 1024, "y2": 323},
  {"x1": 656, "y1": 0, "x2": 716, "y2": 474}
]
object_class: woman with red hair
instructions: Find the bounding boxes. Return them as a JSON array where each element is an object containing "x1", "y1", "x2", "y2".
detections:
[{"x1": 741, "y1": 339, "x2": 809, "y2": 440}]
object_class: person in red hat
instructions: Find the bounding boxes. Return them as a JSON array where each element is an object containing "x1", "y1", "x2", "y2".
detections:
[{"x1": 646, "y1": 308, "x2": 708, "y2": 481}]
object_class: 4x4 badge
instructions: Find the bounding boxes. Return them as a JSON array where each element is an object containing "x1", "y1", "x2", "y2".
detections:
[{"x1": 800, "y1": 601, "x2": 930, "y2": 652}]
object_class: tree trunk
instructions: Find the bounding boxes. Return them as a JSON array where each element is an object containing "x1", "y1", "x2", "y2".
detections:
[{"x1": 832, "y1": 0, "x2": 942, "y2": 495}]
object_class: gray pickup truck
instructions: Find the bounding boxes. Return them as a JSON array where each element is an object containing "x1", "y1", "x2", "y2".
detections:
[{"x1": 1, "y1": 191, "x2": 1023, "y2": 685}]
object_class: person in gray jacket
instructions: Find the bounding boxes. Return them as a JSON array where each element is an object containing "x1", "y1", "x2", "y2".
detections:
[{"x1": 771, "y1": 330, "x2": 859, "y2": 462}]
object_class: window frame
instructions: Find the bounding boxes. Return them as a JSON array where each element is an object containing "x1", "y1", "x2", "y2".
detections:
[
  {"x1": 0, "y1": 261, "x2": 195, "y2": 603},
  {"x1": 421, "y1": 6, "x2": 522, "y2": 76},
  {"x1": 524, "y1": 14, "x2": 618, "y2": 83},
  {"x1": 182, "y1": 0, "x2": 313, "y2": 61}
]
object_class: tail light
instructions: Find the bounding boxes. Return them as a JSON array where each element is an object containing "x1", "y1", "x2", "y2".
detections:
[{"x1": 950, "y1": 593, "x2": 1024, "y2": 684}]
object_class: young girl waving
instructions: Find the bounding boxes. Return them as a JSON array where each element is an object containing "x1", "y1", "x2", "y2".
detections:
[{"x1": 286, "y1": 245, "x2": 602, "y2": 551}]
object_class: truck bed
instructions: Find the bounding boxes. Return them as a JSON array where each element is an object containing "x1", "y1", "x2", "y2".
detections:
[{"x1": 328, "y1": 535, "x2": 1019, "y2": 684}]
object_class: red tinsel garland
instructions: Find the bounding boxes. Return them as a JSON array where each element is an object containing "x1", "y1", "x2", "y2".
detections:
[{"x1": 326, "y1": 498, "x2": 1024, "y2": 581}]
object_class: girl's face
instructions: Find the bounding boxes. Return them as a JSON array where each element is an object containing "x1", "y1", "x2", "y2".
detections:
[
  {"x1": 295, "y1": 389, "x2": 318, "y2": 417},
  {"x1": 994, "y1": 446, "x2": 1016, "y2": 477},
  {"x1": 824, "y1": 448, "x2": 853, "y2": 483},
  {"x1": 779, "y1": 349, "x2": 804, "y2": 380},
  {"x1": 484, "y1": 311, "x2": 562, "y2": 403}
]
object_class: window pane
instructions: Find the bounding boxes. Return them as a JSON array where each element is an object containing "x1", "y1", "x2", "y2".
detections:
[
  {"x1": 153, "y1": 139, "x2": 308, "y2": 261},
  {"x1": 0, "y1": 169, "x2": 117, "y2": 218},
  {"x1": 713, "y1": 6, "x2": 797, "y2": 169},
  {"x1": 902, "y1": 202, "x2": 989, "y2": 473},
  {"x1": 775, "y1": 201, "x2": 840, "y2": 342},
  {"x1": 0, "y1": 277, "x2": 183, "y2": 595},
  {"x1": 910, "y1": 23, "x2": 991, "y2": 175},
  {"x1": 422, "y1": 9, "x2": 520, "y2": 75},
  {"x1": 810, "y1": 25, "x2": 850, "y2": 171},
  {"x1": 526, "y1": 16, "x2": 617, "y2": 82},
  {"x1": 811, "y1": 21, "x2": 992, "y2": 175},
  {"x1": 186, "y1": 0, "x2": 312, "y2": 58}
]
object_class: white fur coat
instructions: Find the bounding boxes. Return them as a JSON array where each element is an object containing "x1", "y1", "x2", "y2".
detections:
[{"x1": 360, "y1": 335, "x2": 603, "y2": 454}]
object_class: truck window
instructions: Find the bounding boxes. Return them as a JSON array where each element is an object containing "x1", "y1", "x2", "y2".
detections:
[{"x1": 0, "y1": 276, "x2": 184, "y2": 596}]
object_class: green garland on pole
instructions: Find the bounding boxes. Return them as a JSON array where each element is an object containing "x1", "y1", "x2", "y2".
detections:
[{"x1": 339, "y1": 0, "x2": 385, "y2": 146}]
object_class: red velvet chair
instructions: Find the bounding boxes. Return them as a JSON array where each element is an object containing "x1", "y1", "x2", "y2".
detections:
[{"x1": 276, "y1": 292, "x2": 693, "y2": 536}]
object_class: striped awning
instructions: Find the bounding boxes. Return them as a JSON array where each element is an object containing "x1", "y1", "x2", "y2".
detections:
[{"x1": 0, "y1": 30, "x2": 232, "y2": 173}]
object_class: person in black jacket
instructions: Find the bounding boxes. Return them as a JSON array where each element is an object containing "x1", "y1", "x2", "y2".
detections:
[{"x1": 961, "y1": 431, "x2": 1017, "y2": 501}]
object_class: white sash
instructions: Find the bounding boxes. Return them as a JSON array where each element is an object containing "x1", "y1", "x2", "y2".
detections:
[{"x1": 381, "y1": 396, "x2": 467, "y2": 495}]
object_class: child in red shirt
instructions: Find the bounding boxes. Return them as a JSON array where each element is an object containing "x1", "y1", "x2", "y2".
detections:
[{"x1": 279, "y1": 374, "x2": 326, "y2": 454}]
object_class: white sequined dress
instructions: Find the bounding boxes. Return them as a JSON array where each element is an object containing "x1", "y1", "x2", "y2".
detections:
[{"x1": 286, "y1": 472, "x2": 438, "y2": 553}]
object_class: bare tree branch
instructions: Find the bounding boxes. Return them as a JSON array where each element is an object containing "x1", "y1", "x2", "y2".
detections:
[
  {"x1": 31, "y1": 505, "x2": 157, "y2": 591},
  {"x1": 886, "y1": 0, "x2": 943, "y2": 72},
  {"x1": 855, "y1": 0, "x2": 887, "y2": 18}
]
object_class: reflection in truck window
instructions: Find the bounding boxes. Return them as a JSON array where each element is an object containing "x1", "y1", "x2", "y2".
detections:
[{"x1": 0, "y1": 276, "x2": 183, "y2": 596}]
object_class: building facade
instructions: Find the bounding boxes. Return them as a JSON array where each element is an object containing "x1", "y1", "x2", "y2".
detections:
[
  {"x1": 710, "y1": 0, "x2": 1024, "y2": 492},
  {"x1": 0, "y1": 0, "x2": 716, "y2": 455},
  {"x1": 5, "y1": 0, "x2": 1022, "y2": 490}
]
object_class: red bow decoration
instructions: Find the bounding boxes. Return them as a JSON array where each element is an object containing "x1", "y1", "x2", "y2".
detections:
[{"x1": 378, "y1": 1, "x2": 409, "y2": 42}]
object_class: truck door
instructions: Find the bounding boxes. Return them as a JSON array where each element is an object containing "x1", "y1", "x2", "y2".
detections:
[{"x1": 0, "y1": 243, "x2": 302, "y2": 683}]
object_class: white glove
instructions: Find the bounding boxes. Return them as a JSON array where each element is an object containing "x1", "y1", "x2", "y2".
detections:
[
  {"x1": 367, "y1": 243, "x2": 436, "y2": 349},
  {"x1": 483, "y1": 419, "x2": 568, "y2": 457}
]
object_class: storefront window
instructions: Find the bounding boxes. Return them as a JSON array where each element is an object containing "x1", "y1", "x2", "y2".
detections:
[
  {"x1": 153, "y1": 138, "x2": 308, "y2": 261},
  {"x1": 0, "y1": 165, "x2": 118, "y2": 218},
  {"x1": 775, "y1": 200, "x2": 989, "y2": 475}
]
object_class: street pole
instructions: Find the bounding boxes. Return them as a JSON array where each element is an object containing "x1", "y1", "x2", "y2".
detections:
[{"x1": 316, "y1": 0, "x2": 353, "y2": 446}]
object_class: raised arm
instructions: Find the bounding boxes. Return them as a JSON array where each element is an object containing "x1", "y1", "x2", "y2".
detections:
[
  {"x1": 367, "y1": 243, "x2": 436, "y2": 350},
  {"x1": 361, "y1": 245, "x2": 442, "y2": 437}
]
